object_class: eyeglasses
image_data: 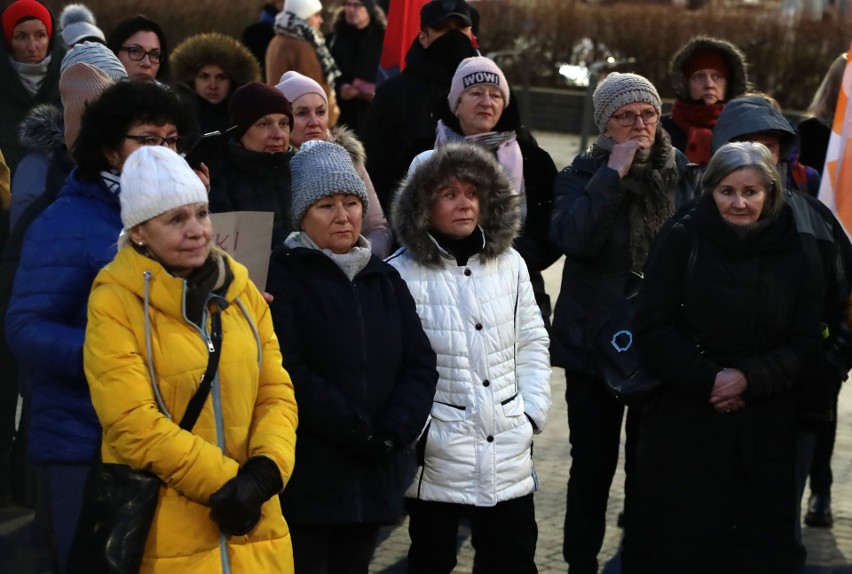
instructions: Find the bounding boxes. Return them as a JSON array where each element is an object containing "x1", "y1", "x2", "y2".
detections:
[
  {"x1": 611, "y1": 109, "x2": 659, "y2": 127},
  {"x1": 125, "y1": 134, "x2": 182, "y2": 149},
  {"x1": 119, "y1": 46, "x2": 162, "y2": 64}
]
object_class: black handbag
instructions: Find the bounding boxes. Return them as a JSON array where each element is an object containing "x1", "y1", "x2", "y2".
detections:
[
  {"x1": 593, "y1": 272, "x2": 661, "y2": 406},
  {"x1": 68, "y1": 312, "x2": 222, "y2": 574},
  {"x1": 594, "y1": 231, "x2": 699, "y2": 406}
]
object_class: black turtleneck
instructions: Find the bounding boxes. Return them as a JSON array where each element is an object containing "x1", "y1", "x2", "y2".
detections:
[{"x1": 430, "y1": 227, "x2": 484, "y2": 266}]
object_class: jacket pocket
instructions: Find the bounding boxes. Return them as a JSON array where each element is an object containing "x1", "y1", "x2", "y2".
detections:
[
  {"x1": 431, "y1": 401, "x2": 468, "y2": 422},
  {"x1": 500, "y1": 393, "x2": 526, "y2": 418}
]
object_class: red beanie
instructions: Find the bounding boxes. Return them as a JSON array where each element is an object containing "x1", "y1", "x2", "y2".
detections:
[
  {"x1": 683, "y1": 49, "x2": 729, "y2": 80},
  {"x1": 2, "y1": 0, "x2": 52, "y2": 49}
]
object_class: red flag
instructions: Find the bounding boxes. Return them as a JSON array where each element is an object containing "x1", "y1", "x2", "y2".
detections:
[{"x1": 380, "y1": 0, "x2": 429, "y2": 74}]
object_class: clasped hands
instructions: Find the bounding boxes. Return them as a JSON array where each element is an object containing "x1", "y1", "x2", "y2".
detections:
[
  {"x1": 709, "y1": 367, "x2": 747, "y2": 415},
  {"x1": 209, "y1": 456, "x2": 282, "y2": 536}
]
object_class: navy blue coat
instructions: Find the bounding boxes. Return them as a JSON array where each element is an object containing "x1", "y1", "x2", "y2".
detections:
[
  {"x1": 5, "y1": 169, "x2": 121, "y2": 464},
  {"x1": 267, "y1": 243, "x2": 437, "y2": 524},
  {"x1": 549, "y1": 141, "x2": 700, "y2": 375}
]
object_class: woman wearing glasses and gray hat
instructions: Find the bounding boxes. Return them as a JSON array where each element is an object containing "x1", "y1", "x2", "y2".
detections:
[{"x1": 549, "y1": 72, "x2": 701, "y2": 574}]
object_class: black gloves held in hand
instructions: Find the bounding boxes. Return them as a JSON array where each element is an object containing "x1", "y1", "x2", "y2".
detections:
[
  {"x1": 348, "y1": 430, "x2": 397, "y2": 462},
  {"x1": 209, "y1": 456, "x2": 283, "y2": 536}
]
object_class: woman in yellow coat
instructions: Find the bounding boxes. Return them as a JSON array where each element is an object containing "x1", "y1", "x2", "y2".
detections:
[{"x1": 83, "y1": 145, "x2": 298, "y2": 573}]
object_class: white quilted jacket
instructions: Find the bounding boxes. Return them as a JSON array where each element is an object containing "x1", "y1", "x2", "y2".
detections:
[{"x1": 388, "y1": 246, "x2": 552, "y2": 506}]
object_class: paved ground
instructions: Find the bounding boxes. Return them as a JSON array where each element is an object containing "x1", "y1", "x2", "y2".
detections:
[{"x1": 2, "y1": 132, "x2": 851, "y2": 573}]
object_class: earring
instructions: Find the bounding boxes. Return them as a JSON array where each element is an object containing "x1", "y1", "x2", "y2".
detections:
[{"x1": 136, "y1": 241, "x2": 145, "y2": 247}]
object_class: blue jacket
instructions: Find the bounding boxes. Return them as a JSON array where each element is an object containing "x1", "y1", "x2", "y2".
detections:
[{"x1": 5, "y1": 169, "x2": 122, "y2": 464}]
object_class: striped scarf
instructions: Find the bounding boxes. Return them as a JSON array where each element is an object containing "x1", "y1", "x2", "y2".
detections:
[{"x1": 274, "y1": 11, "x2": 341, "y2": 89}]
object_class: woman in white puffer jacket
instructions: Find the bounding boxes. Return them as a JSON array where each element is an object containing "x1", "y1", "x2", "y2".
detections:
[{"x1": 387, "y1": 143, "x2": 551, "y2": 574}]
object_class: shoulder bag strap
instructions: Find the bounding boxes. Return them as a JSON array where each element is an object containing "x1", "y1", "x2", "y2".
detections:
[{"x1": 178, "y1": 310, "x2": 223, "y2": 432}]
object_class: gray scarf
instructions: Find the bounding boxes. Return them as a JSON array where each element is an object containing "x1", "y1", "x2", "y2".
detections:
[
  {"x1": 592, "y1": 129, "x2": 679, "y2": 272},
  {"x1": 10, "y1": 54, "x2": 51, "y2": 96},
  {"x1": 286, "y1": 231, "x2": 372, "y2": 281}
]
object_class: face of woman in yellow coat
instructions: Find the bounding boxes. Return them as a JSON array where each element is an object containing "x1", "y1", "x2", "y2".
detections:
[{"x1": 129, "y1": 202, "x2": 213, "y2": 278}]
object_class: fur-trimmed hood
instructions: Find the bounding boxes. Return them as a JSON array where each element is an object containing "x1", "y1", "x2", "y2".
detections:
[
  {"x1": 171, "y1": 32, "x2": 261, "y2": 93},
  {"x1": 669, "y1": 36, "x2": 749, "y2": 102},
  {"x1": 18, "y1": 104, "x2": 64, "y2": 158},
  {"x1": 391, "y1": 143, "x2": 520, "y2": 268},
  {"x1": 330, "y1": 4, "x2": 387, "y2": 35},
  {"x1": 327, "y1": 124, "x2": 366, "y2": 169}
]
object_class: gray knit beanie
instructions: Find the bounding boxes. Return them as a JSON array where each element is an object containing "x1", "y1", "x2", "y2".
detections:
[
  {"x1": 593, "y1": 72, "x2": 661, "y2": 133},
  {"x1": 290, "y1": 140, "x2": 369, "y2": 227}
]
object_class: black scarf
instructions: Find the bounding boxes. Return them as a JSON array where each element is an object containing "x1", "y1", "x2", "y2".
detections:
[{"x1": 430, "y1": 227, "x2": 484, "y2": 266}]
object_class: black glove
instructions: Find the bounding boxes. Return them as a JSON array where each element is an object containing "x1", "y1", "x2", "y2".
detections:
[
  {"x1": 348, "y1": 430, "x2": 397, "y2": 462},
  {"x1": 209, "y1": 456, "x2": 283, "y2": 536}
]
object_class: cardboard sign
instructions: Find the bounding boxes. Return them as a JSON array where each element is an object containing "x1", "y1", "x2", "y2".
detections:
[{"x1": 209, "y1": 211, "x2": 274, "y2": 291}]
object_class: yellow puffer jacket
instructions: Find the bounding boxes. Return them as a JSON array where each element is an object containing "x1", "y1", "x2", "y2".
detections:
[{"x1": 84, "y1": 246, "x2": 298, "y2": 574}]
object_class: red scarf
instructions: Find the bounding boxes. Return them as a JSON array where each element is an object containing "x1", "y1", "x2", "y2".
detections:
[{"x1": 671, "y1": 100, "x2": 725, "y2": 166}]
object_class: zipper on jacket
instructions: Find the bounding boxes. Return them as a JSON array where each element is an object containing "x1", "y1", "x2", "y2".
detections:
[{"x1": 352, "y1": 281, "x2": 367, "y2": 522}]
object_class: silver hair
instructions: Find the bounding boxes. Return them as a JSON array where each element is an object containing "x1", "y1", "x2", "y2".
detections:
[{"x1": 702, "y1": 142, "x2": 783, "y2": 220}]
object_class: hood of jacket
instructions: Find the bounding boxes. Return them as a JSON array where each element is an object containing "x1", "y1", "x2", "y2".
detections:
[
  {"x1": 94, "y1": 245, "x2": 249, "y2": 323},
  {"x1": 391, "y1": 143, "x2": 519, "y2": 267},
  {"x1": 330, "y1": 3, "x2": 387, "y2": 34},
  {"x1": 711, "y1": 96, "x2": 797, "y2": 154},
  {"x1": 171, "y1": 32, "x2": 262, "y2": 93},
  {"x1": 328, "y1": 124, "x2": 367, "y2": 169},
  {"x1": 669, "y1": 36, "x2": 749, "y2": 102},
  {"x1": 18, "y1": 103, "x2": 64, "y2": 158}
]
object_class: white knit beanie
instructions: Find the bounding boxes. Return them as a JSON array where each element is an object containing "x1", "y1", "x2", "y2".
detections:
[
  {"x1": 276, "y1": 70, "x2": 327, "y2": 106},
  {"x1": 592, "y1": 72, "x2": 662, "y2": 133},
  {"x1": 119, "y1": 146, "x2": 208, "y2": 230},
  {"x1": 448, "y1": 57, "x2": 509, "y2": 112},
  {"x1": 284, "y1": 0, "x2": 323, "y2": 20},
  {"x1": 290, "y1": 140, "x2": 368, "y2": 227}
]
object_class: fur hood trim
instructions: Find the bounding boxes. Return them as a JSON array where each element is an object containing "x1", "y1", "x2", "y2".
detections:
[
  {"x1": 669, "y1": 36, "x2": 749, "y2": 102},
  {"x1": 330, "y1": 4, "x2": 387, "y2": 34},
  {"x1": 18, "y1": 104, "x2": 64, "y2": 158},
  {"x1": 391, "y1": 143, "x2": 520, "y2": 268},
  {"x1": 328, "y1": 124, "x2": 366, "y2": 169},
  {"x1": 171, "y1": 33, "x2": 261, "y2": 92}
]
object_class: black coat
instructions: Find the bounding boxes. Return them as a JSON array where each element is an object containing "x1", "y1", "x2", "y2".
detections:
[
  {"x1": 208, "y1": 141, "x2": 293, "y2": 247},
  {"x1": 267, "y1": 245, "x2": 438, "y2": 524},
  {"x1": 362, "y1": 31, "x2": 477, "y2": 212},
  {"x1": 624, "y1": 195, "x2": 821, "y2": 574},
  {"x1": 328, "y1": 11, "x2": 385, "y2": 137},
  {"x1": 548, "y1": 140, "x2": 700, "y2": 374},
  {"x1": 0, "y1": 15, "x2": 64, "y2": 176}
]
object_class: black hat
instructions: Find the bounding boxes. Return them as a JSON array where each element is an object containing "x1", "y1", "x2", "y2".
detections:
[
  {"x1": 420, "y1": 0, "x2": 472, "y2": 30},
  {"x1": 229, "y1": 82, "x2": 293, "y2": 140}
]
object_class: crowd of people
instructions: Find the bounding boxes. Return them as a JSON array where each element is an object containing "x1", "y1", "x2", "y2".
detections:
[{"x1": 0, "y1": 0, "x2": 848, "y2": 573}]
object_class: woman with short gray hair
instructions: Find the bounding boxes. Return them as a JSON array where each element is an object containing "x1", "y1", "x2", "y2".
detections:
[{"x1": 626, "y1": 141, "x2": 822, "y2": 572}]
